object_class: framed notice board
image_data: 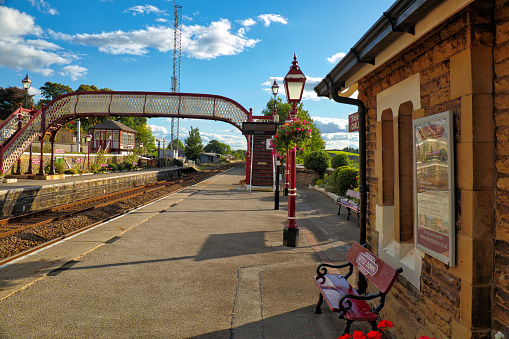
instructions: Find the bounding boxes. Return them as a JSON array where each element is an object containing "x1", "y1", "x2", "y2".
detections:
[{"x1": 413, "y1": 111, "x2": 455, "y2": 266}]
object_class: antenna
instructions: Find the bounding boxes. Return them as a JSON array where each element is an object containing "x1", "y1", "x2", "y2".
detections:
[{"x1": 171, "y1": 3, "x2": 182, "y2": 157}]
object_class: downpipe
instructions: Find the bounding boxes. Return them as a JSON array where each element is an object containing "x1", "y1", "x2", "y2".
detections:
[{"x1": 329, "y1": 82, "x2": 368, "y2": 295}]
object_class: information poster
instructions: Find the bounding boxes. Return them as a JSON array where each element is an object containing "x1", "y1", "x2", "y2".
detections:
[{"x1": 413, "y1": 112, "x2": 455, "y2": 266}]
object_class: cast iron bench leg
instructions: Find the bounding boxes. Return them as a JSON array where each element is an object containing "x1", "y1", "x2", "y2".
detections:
[
  {"x1": 370, "y1": 321, "x2": 377, "y2": 331},
  {"x1": 314, "y1": 293, "x2": 323, "y2": 314},
  {"x1": 338, "y1": 205, "x2": 342, "y2": 215},
  {"x1": 342, "y1": 319, "x2": 353, "y2": 335},
  {"x1": 347, "y1": 207, "x2": 351, "y2": 220}
]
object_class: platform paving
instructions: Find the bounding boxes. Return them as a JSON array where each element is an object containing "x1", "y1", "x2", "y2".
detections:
[{"x1": 0, "y1": 167, "x2": 369, "y2": 338}]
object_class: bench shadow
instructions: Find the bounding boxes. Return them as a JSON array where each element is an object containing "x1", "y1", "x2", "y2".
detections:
[{"x1": 187, "y1": 305, "x2": 373, "y2": 339}]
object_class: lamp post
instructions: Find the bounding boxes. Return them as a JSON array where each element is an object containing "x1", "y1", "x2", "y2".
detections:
[
  {"x1": 86, "y1": 133, "x2": 92, "y2": 171},
  {"x1": 156, "y1": 138, "x2": 161, "y2": 167},
  {"x1": 22, "y1": 73, "x2": 31, "y2": 108},
  {"x1": 272, "y1": 80, "x2": 280, "y2": 210},
  {"x1": 282, "y1": 52, "x2": 306, "y2": 247}
]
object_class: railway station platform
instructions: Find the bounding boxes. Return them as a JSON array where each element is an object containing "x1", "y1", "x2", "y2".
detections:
[{"x1": 0, "y1": 167, "x2": 366, "y2": 338}]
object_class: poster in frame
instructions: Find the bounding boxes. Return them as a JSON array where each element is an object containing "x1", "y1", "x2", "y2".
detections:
[{"x1": 413, "y1": 111, "x2": 455, "y2": 266}]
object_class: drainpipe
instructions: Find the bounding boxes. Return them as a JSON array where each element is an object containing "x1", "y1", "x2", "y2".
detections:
[{"x1": 328, "y1": 80, "x2": 368, "y2": 295}]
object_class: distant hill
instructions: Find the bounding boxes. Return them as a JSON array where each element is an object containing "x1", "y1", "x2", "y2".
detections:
[{"x1": 326, "y1": 150, "x2": 359, "y2": 158}]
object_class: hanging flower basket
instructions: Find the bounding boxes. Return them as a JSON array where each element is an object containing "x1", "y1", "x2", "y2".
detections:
[{"x1": 270, "y1": 118, "x2": 312, "y2": 159}]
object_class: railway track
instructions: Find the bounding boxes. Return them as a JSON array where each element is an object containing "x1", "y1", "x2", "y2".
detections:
[{"x1": 0, "y1": 164, "x2": 238, "y2": 263}]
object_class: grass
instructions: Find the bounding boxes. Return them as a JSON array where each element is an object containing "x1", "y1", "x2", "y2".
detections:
[{"x1": 326, "y1": 150, "x2": 359, "y2": 158}]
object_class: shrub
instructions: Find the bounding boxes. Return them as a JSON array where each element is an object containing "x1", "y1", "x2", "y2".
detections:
[
  {"x1": 331, "y1": 153, "x2": 349, "y2": 169},
  {"x1": 323, "y1": 174, "x2": 337, "y2": 193},
  {"x1": 54, "y1": 161, "x2": 66, "y2": 174},
  {"x1": 117, "y1": 164, "x2": 124, "y2": 171},
  {"x1": 64, "y1": 168, "x2": 79, "y2": 175},
  {"x1": 303, "y1": 151, "x2": 330, "y2": 178},
  {"x1": 123, "y1": 161, "x2": 133, "y2": 170},
  {"x1": 333, "y1": 166, "x2": 359, "y2": 195},
  {"x1": 108, "y1": 163, "x2": 118, "y2": 171},
  {"x1": 315, "y1": 179, "x2": 324, "y2": 187}
]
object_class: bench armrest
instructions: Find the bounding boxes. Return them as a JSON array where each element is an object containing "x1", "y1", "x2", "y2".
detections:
[
  {"x1": 316, "y1": 262, "x2": 354, "y2": 280},
  {"x1": 337, "y1": 291, "x2": 385, "y2": 317}
]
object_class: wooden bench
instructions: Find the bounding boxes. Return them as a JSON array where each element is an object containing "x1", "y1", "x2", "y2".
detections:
[
  {"x1": 313, "y1": 242, "x2": 402, "y2": 335},
  {"x1": 337, "y1": 189, "x2": 360, "y2": 222}
]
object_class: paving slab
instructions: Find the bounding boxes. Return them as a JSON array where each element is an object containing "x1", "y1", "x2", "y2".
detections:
[{"x1": 0, "y1": 167, "x2": 369, "y2": 338}]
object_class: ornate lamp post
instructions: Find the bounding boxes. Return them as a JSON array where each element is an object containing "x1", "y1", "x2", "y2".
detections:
[
  {"x1": 22, "y1": 74, "x2": 33, "y2": 175},
  {"x1": 282, "y1": 52, "x2": 306, "y2": 247},
  {"x1": 156, "y1": 138, "x2": 161, "y2": 167},
  {"x1": 86, "y1": 133, "x2": 92, "y2": 170},
  {"x1": 271, "y1": 80, "x2": 279, "y2": 117}
]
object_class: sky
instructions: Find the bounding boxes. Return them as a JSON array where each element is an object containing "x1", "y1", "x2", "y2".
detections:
[{"x1": 0, "y1": 0, "x2": 395, "y2": 150}]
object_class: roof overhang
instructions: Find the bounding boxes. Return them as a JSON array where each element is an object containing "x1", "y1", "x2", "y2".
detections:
[{"x1": 314, "y1": 0, "x2": 475, "y2": 98}]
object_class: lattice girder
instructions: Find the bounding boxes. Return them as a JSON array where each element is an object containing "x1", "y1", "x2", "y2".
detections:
[{"x1": 0, "y1": 91, "x2": 250, "y2": 172}]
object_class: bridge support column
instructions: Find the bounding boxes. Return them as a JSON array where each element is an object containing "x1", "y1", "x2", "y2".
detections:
[
  {"x1": 49, "y1": 134, "x2": 55, "y2": 175},
  {"x1": 38, "y1": 136, "x2": 44, "y2": 176}
]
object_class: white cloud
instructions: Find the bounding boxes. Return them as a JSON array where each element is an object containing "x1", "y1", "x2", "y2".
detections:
[
  {"x1": 123, "y1": 5, "x2": 163, "y2": 16},
  {"x1": 148, "y1": 125, "x2": 168, "y2": 136},
  {"x1": 59, "y1": 65, "x2": 87, "y2": 81},
  {"x1": 199, "y1": 131, "x2": 246, "y2": 149},
  {"x1": 327, "y1": 52, "x2": 346, "y2": 64},
  {"x1": 258, "y1": 14, "x2": 287, "y2": 27},
  {"x1": 183, "y1": 19, "x2": 259, "y2": 59},
  {"x1": 0, "y1": 7, "x2": 84, "y2": 79},
  {"x1": 28, "y1": 0, "x2": 59, "y2": 15},
  {"x1": 312, "y1": 117, "x2": 358, "y2": 150},
  {"x1": 239, "y1": 18, "x2": 256, "y2": 27}
]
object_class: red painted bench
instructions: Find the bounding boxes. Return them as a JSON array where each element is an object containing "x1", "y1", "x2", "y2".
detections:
[
  {"x1": 313, "y1": 242, "x2": 402, "y2": 335},
  {"x1": 337, "y1": 189, "x2": 360, "y2": 222}
]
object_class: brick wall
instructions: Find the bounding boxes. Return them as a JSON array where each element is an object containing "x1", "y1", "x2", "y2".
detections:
[
  {"x1": 494, "y1": 0, "x2": 509, "y2": 334},
  {"x1": 357, "y1": 1, "x2": 496, "y2": 337}
]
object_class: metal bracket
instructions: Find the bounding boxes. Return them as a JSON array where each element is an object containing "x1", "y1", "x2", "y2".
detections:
[
  {"x1": 350, "y1": 48, "x2": 375, "y2": 65},
  {"x1": 383, "y1": 12, "x2": 415, "y2": 35}
]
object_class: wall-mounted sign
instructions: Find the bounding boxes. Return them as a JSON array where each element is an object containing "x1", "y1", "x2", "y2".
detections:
[
  {"x1": 242, "y1": 122, "x2": 278, "y2": 136},
  {"x1": 413, "y1": 111, "x2": 455, "y2": 266},
  {"x1": 348, "y1": 112, "x2": 359, "y2": 132}
]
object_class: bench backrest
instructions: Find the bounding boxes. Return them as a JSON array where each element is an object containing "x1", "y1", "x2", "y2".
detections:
[
  {"x1": 346, "y1": 189, "x2": 360, "y2": 199},
  {"x1": 346, "y1": 242, "x2": 400, "y2": 294}
]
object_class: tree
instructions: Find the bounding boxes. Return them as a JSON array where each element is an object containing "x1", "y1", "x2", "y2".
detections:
[
  {"x1": 0, "y1": 86, "x2": 33, "y2": 119},
  {"x1": 232, "y1": 149, "x2": 246, "y2": 160},
  {"x1": 184, "y1": 126, "x2": 203, "y2": 161},
  {"x1": 303, "y1": 151, "x2": 330, "y2": 178},
  {"x1": 331, "y1": 154, "x2": 349, "y2": 169},
  {"x1": 203, "y1": 140, "x2": 231, "y2": 154},
  {"x1": 167, "y1": 138, "x2": 185, "y2": 150},
  {"x1": 341, "y1": 146, "x2": 359, "y2": 154},
  {"x1": 39, "y1": 82, "x2": 73, "y2": 105},
  {"x1": 262, "y1": 97, "x2": 325, "y2": 163}
]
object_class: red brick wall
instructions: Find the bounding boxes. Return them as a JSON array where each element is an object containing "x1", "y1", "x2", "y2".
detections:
[{"x1": 357, "y1": 1, "x2": 495, "y2": 337}]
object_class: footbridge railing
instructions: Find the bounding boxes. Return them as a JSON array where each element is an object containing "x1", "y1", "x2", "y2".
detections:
[{"x1": 0, "y1": 91, "x2": 251, "y2": 173}]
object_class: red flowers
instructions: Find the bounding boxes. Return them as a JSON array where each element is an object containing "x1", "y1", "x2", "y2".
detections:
[{"x1": 337, "y1": 320, "x2": 393, "y2": 339}]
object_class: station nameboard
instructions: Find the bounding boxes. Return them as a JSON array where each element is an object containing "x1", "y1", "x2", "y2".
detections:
[
  {"x1": 242, "y1": 122, "x2": 278, "y2": 136},
  {"x1": 349, "y1": 112, "x2": 359, "y2": 132}
]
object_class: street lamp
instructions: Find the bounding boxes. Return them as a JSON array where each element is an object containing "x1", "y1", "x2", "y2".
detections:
[
  {"x1": 22, "y1": 73, "x2": 31, "y2": 108},
  {"x1": 86, "y1": 133, "x2": 92, "y2": 170},
  {"x1": 156, "y1": 138, "x2": 161, "y2": 167},
  {"x1": 282, "y1": 52, "x2": 306, "y2": 247},
  {"x1": 271, "y1": 79, "x2": 279, "y2": 112},
  {"x1": 272, "y1": 79, "x2": 280, "y2": 210}
]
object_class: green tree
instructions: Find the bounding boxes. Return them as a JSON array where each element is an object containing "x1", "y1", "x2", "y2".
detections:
[
  {"x1": 184, "y1": 126, "x2": 203, "y2": 161},
  {"x1": 203, "y1": 140, "x2": 231, "y2": 154},
  {"x1": 262, "y1": 97, "x2": 325, "y2": 163},
  {"x1": 303, "y1": 151, "x2": 330, "y2": 179},
  {"x1": 331, "y1": 154, "x2": 349, "y2": 169},
  {"x1": 232, "y1": 149, "x2": 246, "y2": 160},
  {"x1": 0, "y1": 87, "x2": 33, "y2": 119},
  {"x1": 39, "y1": 82, "x2": 73, "y2": 105},
  {"x1": 167, "y1": 138, "x2": 185, "y2": 150}
]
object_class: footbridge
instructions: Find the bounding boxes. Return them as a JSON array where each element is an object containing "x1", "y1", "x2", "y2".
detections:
[{"x1": 0, "y1": 91, "x2": 275, "y2": 187}]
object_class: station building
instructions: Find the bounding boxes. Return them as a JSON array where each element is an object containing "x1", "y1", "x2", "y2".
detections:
[
  {"x1": 315, "y1": 0, "x2": 509, "y2": 337},
  {"x1": 89, "y1": 120, "x2": 137, "y2": 155}
]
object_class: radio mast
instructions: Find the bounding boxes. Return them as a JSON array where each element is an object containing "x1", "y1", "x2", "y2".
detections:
[{"x1": 171, "y1": 4, "x2": 182, "y2": 157}]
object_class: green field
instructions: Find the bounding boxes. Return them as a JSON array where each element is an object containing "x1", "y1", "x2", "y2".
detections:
[{"x1": 326, "y1": 150, "x2": 359, "y2": 158}]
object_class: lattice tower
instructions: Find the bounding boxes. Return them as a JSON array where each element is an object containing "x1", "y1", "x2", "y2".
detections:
[{"x1": 171, "y1": 4, "x2": 182, "y2": 153}]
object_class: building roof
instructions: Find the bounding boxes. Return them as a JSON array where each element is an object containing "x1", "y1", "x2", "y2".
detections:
[
  {"x1": 89, "y1": 120, "x2": 137, "y2": 133},
  {"x1": 314, "y1": 0, "x2": 466, "y2": 98}
]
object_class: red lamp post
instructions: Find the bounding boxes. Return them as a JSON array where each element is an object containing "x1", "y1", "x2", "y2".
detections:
[
  {"x1": 86, "y1": 133, "x2": 92, "y2": 170},
  {"x1": 282, "y1": 52, "x2": 306, "y2": 247}
]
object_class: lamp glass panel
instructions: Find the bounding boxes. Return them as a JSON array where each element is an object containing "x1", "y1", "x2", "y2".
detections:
[{"x1": 286, "y1": 82, "x2": 304, "y2": 101}]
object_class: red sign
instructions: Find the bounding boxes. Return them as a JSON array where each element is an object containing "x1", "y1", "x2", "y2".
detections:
[
  {"x1": 356, "y1": 252, "x2": 379, "y2": 276},
  {"x1": 55, "y1": 149, "x2": 65, "y2": 154},
  {"x1": 348, "y1": 113, "x2": 359, "y2": 132},
  {"x1": 32, "y1": 158, "x2": 41, "y2": 165},
  {"x1": 75, "y1": 158, "x2": 81, "y2": 163}
]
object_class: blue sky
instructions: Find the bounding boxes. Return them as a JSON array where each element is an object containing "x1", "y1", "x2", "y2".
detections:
[{"x1": 0, "y1": 0, "x2": 394, "y2": 150}]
